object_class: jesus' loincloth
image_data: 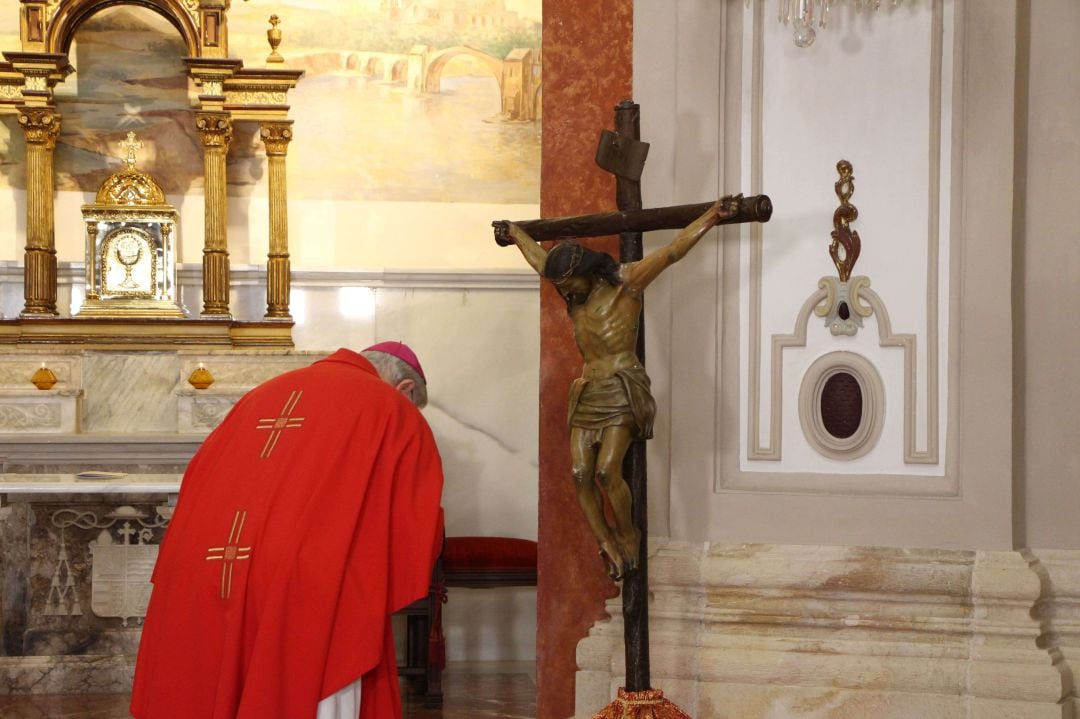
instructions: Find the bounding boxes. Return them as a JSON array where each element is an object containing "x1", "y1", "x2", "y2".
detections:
[{"x1": 567, "y1": 366, "x2": 656, "y2": 441}]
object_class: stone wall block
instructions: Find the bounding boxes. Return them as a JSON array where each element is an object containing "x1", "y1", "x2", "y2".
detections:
[{"x1": 577, "y1": 540, "x2": 1078, "y2": 718}]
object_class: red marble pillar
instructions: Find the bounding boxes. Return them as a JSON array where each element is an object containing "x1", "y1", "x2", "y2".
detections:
[{"x1": 539, "y1": 2, "x2": 633, "y2": 717}]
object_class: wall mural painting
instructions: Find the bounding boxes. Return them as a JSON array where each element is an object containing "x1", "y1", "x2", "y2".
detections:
[{"x1": 0, "y1": 0, "x2": 542, "y2": 204}]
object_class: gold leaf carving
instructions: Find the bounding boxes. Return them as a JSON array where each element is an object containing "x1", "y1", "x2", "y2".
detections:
[
  {"x1": 227, "y1": 90, "x2": 288, "y2": 106},
  {"x1": 195, "y1": 113, "x2": 233, "y2": 148},
  {"x1": 18, "y1": 108, "x2": 60, "y2": 147},
  {"x1": 96, "y1": 169, "x2": 166, "y2": 206}
]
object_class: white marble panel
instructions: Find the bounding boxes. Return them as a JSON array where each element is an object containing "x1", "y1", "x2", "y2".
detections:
[
  {"x1": 282, "y1": 286, "x2": 374, "y2": 352},
  {"x1": 372, "y1": 287, "x2": 539, "y2": 539},
  {"x1": 373, "y1": 287, "x2": 541, "y2": 662},
  {"x1": 0, "y1": 436, "x2": 200, "y2": 469},
  {"x1": 0, "y1": 353, "x2": 83, "y2": 390},
  {"x1": 0, "y1": 390, "x2": 80, "y2": 434},
  {"x1": 176, "y1": 351, "x2": 322, "y2": 389},
  {"x1": 176, "y1": 391, "x2": 241, "y2": 433},
  {"x1": 80, "y1": 352, "x2": 180, "y2": 433},
  {"x1": 0, "y1": 473, "x2": 181, "y2": 495},
  {"x1": 174, "y1": 352, "x2": 323, "y2": 432}
]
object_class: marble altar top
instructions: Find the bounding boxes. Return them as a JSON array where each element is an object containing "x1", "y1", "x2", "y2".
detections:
[{"x1": 0, "y1": 473, "x2": 181, "y2": 494}]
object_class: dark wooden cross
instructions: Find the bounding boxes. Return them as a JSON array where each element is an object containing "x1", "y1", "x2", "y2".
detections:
[{"x1": 495, "y1": 99, "x2": 771, "y2": 693}]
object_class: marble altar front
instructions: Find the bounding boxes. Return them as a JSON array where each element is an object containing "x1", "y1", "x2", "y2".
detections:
[
  {"x1": 0, "y1": 474, "x2": 179, "y2": 693},
  {"x1": 0, "y1": 348, "x2": 322, "y2": 693}
]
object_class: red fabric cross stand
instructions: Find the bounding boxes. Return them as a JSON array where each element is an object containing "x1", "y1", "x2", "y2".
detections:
[{"x1": 592, "y1": 687, "x2": 692, "y2": 719}]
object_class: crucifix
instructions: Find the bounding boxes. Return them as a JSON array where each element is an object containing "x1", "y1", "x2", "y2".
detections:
[
  {"x1": 121, "y1": 131, "x2": 143, "y2": 169},
  {"x1": 493, "y1": 100, "x2": 771, "y2": 716}
]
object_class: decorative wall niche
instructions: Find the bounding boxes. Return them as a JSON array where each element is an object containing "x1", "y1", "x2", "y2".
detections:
[{"x1": 798, "y1": 351, "x2": 884, "y2": 460}]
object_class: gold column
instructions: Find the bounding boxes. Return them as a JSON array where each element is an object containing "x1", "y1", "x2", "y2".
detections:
[
  {"x1": 18, "y1": 107, "x2": 60, "y2": 317},
  {"x1": 260, "y1": 121, "x2": 293, "y2": 319},
  {"x1": 85, "y1": 221, "x2": 99, "y2": 299},
  {"x1": 195, "y1": 111, "x2": 233, "y2": 317}
]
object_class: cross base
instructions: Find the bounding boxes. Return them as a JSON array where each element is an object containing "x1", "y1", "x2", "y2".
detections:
[{"x1": 591, "y1": 687, "x2": 692, "y2": 719}]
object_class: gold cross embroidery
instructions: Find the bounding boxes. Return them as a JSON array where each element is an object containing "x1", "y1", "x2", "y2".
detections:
[
  {"x1": 255, "y1": 390, "x2": 305, "y2": 459},
  {"x1": 205, "y1": 510, "x2": 253, "y2": 600}
]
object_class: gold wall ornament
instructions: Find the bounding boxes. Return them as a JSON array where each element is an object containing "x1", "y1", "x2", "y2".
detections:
[
  {"x1": 814, "y1": 159, "x2": 872, "y2": 336},
  {"x1": 31, "y1": 362, "x2": 57, "y2": 390},
  {"x1": 829, "y1": 159, "x2": 860, "y2": 282},
  {"x1": 188, "y1": 362, "x2": 214, "y2": 390},
  {"x1": 266, "y1": 15, "x2": 284, "y2": 64},
  {"x1": 42, "y1": 0, "x2": 60, "y2": 26},
  {"x1": 181, "y1": 0, "x2": 202, "y2": 31}
]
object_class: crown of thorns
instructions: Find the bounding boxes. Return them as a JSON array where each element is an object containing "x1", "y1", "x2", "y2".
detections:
[{"x1": 549, "y1": 242, "x2": 585, "y2": 281}]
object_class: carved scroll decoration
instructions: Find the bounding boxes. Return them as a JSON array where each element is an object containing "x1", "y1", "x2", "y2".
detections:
[{"x1": 814, "y1": 159, "x2": 871, "y2": 337}]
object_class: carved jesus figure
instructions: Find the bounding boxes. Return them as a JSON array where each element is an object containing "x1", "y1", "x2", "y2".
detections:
[{"x1": 494, "y1": 196, "x2": 741, "y2": 580}]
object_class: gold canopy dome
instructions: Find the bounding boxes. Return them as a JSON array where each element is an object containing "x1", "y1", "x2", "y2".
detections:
[
  {"x1": 95, "y1": 166, "x2": 167, "y2": 206},
  {"x1": 94, "y1": 132, "x2": 167, "y2": 206}
]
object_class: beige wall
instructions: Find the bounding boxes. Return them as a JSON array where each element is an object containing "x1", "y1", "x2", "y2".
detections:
[
  {"x1": 1017, "y1": 0, "x2": 1080, "y2": 549},
  {"x1": 636, "y1": 0, "x2": 1033, "y2": 551}
]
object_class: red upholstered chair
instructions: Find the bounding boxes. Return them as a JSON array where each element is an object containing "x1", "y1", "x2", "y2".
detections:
[
  {"x1": 442, "y1": 536, "x2": 538, "y2": 588},
  {"x1": 396, "y1": 536, "x2": 538, "y2": 708}
]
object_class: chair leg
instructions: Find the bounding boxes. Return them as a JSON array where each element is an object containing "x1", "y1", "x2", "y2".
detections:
[
  {"x1": 406, "y1": 614, "x2": 428, "y2": 681},
  {"x1": 424, "y1": 578, "x2": 446, "y2": 708}
]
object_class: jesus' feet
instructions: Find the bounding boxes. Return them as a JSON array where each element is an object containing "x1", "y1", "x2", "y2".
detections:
[
  {"x1": 598, "y1": 539, "x2": 628, "y2": 581},
  {"x1": 616, "y1": 527, "x2": 642, "y2": 574}
]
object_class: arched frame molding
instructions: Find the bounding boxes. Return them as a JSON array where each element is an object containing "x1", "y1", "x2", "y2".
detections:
[{"x1": 45, "y1": 0, "x2": 200, "y2": 57}]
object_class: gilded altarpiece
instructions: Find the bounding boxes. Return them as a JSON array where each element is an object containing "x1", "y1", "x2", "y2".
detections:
[{"x1": 0, "y1": 0, "x2": 304, "y2": 347}]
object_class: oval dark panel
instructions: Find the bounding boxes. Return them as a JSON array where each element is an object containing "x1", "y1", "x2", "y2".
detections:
[{"x1": 820, "y1": 372, "x2": 863, "y2": 439}]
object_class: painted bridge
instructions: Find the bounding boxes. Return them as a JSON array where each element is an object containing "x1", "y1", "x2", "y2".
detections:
[{"x1": 313, "y1": 45, "x2": 541, "y2": 121}]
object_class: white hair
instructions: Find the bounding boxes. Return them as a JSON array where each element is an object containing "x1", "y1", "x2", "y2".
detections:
[{"x1": 361, "y1": 350, "x2": 428, "y2": 408}]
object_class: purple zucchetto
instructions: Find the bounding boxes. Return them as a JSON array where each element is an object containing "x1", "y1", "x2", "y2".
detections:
[{"x1": 363, "y1": 341, "x2": 426, "y2": 382}]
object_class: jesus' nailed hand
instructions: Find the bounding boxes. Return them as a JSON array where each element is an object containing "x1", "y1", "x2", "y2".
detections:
[{"x1": 495, "y1": 196, "x2": 740, "y2": 581}]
